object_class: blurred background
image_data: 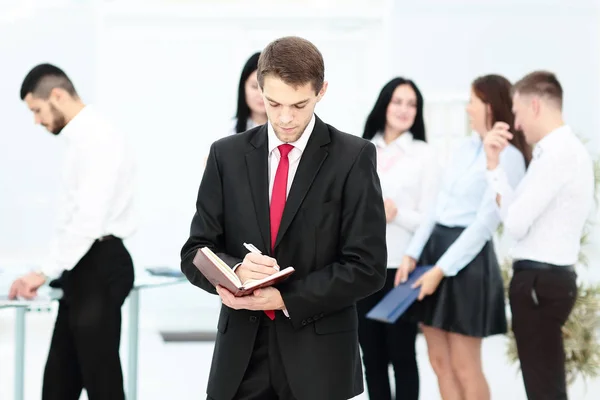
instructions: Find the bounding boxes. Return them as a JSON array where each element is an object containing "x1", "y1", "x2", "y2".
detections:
[{"x1": 0, "y1": 0, "x2": 599, "y2": 399}]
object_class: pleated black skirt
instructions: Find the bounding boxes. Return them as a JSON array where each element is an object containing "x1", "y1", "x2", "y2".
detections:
[{"x1": 412, "y1": 223, "x2": 507, "y2": 337}]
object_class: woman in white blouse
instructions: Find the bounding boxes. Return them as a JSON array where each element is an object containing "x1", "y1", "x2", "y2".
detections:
[
  {"x1": 358, "y1": 77, "x2": 440, "y2": 400},
  {"x1": 228, "y1": 52, "x2": 267, "y2": 135},
  {"x1": 399, "y1": 75, "x2": 531, "y2": 400}
]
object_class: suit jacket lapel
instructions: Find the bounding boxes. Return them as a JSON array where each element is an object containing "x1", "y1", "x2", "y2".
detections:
[
  {"x1": 275, "y1": 116, "x2": 330, "y2": 250},
  {"x1": 245, "y1": 127, "x2": 271, "y2": 253}
]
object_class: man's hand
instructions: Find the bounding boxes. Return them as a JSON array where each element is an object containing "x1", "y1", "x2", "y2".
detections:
[
  {"x1": 216, "y1": 285, "x2": 285, "y2": 311},
  {"x1": 412, "y1": 266, "x2": 444, "y2": 301},
  {"x1": 8, "y1": 272, "x2": 47, "y2": 300},
  {"x1": 484, "y1": 121, "x2": 513, "y2": 170},
  {"x1": 235, "y1": 253, "x2": 279, "y2": 284},
  {"x1": 395, "y1": 255, "x2": 417, "y2": 286},
  {"x1": 384, "y1": 199, "x2": 398, "y2": 223}
]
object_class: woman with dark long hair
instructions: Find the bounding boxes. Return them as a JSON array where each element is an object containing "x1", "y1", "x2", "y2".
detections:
[
  {"x1": 398, "y1": 74, "x2": 531, "y2": 400},
  {"x1": 358, "y1": 77, "x2": 439, "y2": 400},
  {"x1": 229, "y1": 52, "x2": 267, "y2": 135}
]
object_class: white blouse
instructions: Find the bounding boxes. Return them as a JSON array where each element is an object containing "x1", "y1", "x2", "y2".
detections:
[{"x1": 372, "y1": 132, "x2": 440, "y2": 267}]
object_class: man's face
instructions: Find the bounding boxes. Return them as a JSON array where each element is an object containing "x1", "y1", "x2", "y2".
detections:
[
  {"x1": 24, "y1": 93, "x2": 67, "y2": 135},
  {"x1": 261, "y1": 75, "x2": 327, "y2": 143},
  {"x1": 512, "y1": 92, "x2": 538, "y2": 144}
]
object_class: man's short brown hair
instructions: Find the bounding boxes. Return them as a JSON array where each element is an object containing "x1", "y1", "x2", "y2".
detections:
[
  {"x1": 513, "y1": 70, "x2": 563, "y2": 109},
  {"x1": 257, "y1": 36, "x2": 325, "y2": 94}
]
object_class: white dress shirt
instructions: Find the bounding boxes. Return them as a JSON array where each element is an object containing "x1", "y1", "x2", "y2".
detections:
[
  {"x1": 371, "y1": 132, "x2": 439, "y2": 267},
  {"x1": 41, "y1": 105, "x2": 137, "y2": 278},
  {"x1": 266, "y1": 114, "x2": 315, "y2": 317},
  {"x1": 267, "y1": 115, "x2": 315, "y2": 198},
  {"x1": 487, "y1": 125, "x2": 594, "y2": 265}
]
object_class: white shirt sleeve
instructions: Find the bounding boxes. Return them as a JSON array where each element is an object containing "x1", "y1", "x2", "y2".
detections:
[
  {"x1": 487, "y1": 151, "x2": 570, "y2": 241},
  {"x1": 391, "y1": 150, "x2": 440, "y2": 232}
]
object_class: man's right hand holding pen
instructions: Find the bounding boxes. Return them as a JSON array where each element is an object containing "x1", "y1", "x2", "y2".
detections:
[
  {"x1": 233, "y1": 243, "x2": 280, "y2": 284},
  {"x1": 217, "y1": 243, "x2": 286, "y2": 313}
]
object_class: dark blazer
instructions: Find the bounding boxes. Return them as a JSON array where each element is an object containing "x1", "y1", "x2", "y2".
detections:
[{"x1": 181, "y1": 116, "x2": 387, "y2": 400}]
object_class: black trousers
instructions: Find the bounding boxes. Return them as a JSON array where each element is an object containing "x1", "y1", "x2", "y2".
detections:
[
  {"x1": 209, "y1": 315, "x2": 296, "y2": 400},
  {"x1": 357, "y1": 268, "x2": 419, "y2": 400},
  {"x1": 42, "y1": 237, "x2": 134, "y2": 400},
  {"x1": 509, "y1": 262, "x2": 577, "y2": 400}
]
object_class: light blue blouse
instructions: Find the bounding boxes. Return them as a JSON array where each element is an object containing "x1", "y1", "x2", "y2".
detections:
[{"x1": 405, "y1": 133, "x2": 526, "y2": 276}]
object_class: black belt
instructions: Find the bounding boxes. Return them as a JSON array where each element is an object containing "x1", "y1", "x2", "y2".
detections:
[
  {"x1": 513, "y1": 259, "x2": 574, "y2": 273},
  {"x1": 96, "y1": 234, "x2": 119, "y2": 242}
]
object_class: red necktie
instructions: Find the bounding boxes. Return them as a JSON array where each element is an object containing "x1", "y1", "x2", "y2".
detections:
[{"x1": 266, "y1": 143, "x2": 294, "y2": 320}]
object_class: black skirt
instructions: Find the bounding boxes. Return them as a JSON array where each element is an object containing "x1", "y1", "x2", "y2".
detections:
[{"x1": 412, "y1": 224, "x2": 507, "y2": 337}]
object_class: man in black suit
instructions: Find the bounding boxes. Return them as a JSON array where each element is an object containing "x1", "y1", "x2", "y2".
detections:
[{"x1": 181, "y1": 36, "x2": 387, "y2": 400}]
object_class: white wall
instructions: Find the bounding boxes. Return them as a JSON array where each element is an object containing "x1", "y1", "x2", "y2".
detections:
[
  {"x1": 1, "y1": 0, "x2": 599, "y2": 331},
  {"x1": 392, "y1": 0, "x2": 600, "y2": 144}
]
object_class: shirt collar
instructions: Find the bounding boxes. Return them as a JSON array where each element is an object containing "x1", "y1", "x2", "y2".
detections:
[
  {"x1": 469, "y1": 131, "x2": 483, "y2": 145},
  {"x1": 267, "y1": 114, "x2": 316, "y2": 155},
  {"x1": 372, "y1": 131, "x2": 414, "y2": 151},
  {"x1": 60, "y1": 105, "x2": 92, "y2": 141},
  {"x1": 533, "y1": 124, "x2": 571, "y2": 159}
]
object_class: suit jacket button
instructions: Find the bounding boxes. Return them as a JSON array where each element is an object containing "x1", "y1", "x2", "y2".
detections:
[
  {"x1": 249, "y1": 316, "x2": 257, "y2": 322},
  {"x1": 307, "y1": 317, "x2": 313, "y2": 323},
  {"x1": 320, "y1": 313, "x2": 324, "y2": 318},
  {"x1": 302, "y1": 320, "x2": 307, "y2": 326}
]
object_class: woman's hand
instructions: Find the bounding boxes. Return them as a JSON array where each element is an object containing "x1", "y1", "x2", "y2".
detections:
[
  {"x1": 395, "y1": 255, "x2": 417, "y2": 286},
  {"x1": 412, "y1": 266, "x2": 445, "y2": 300}
]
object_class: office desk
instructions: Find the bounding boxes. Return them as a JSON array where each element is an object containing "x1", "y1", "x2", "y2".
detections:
[
  {"x1": 0, "y1": 293, "x2": 58, "y2": 400},
  {"x1": 0, "y1": 271, "x2": 186, "y2": 400},
  {"x1": 126, "y1": 274, "x2": 186, "y2": 400}
]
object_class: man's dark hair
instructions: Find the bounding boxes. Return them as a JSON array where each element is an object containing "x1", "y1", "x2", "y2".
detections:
[
  {"x1": 257, "y1": 36, "x2": 324, "y2": 95},
  {"x1": 20, "y1": 63, "x2": 78, "y2": 100},
  {"x1": 513, "y1": 70, "x2": 563, "y2": 109}
]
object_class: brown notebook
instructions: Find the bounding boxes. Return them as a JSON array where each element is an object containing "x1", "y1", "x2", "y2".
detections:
[{"x1": 192, "y1": 246, "x2": 295, "y2": 297}]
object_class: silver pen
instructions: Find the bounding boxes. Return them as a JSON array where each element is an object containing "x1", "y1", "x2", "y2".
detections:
[{"x1": 243, "y1": 243, "x2": 262, "y2": 254}]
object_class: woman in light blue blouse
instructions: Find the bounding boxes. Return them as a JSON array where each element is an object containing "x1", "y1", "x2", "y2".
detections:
[{"x1": 397, "y1": 75, "x2": 531, "y2": 400}]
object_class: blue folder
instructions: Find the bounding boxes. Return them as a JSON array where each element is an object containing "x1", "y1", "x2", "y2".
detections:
[{"x1": 366, "y1": 265, "x2": 434, "y2": 324}]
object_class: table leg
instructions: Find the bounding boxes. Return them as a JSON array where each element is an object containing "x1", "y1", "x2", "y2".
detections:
[
  {"x1": 127, "y1": 289, "x2": 140, "y2": 400},
  {"x1": 14, "y1": 307, "x2": 26, "y2": 400}
]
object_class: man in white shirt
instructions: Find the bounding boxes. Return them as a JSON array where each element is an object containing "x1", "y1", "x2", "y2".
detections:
[
  {"x1": 483, "y1": 70, "x2": 594, "y2": 400},
  {"x1": 9, "y1": 63, "x2": 137, "y2": 400}
]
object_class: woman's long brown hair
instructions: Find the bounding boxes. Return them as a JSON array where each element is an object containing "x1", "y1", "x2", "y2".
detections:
[{"x1": 472, "y1": 74, "x2": 532, "y2": 166}]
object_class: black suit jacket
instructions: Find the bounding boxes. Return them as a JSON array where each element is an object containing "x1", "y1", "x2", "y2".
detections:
[{"x1": 181, "y1": 116, "x2": 387, "y2": 400}]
